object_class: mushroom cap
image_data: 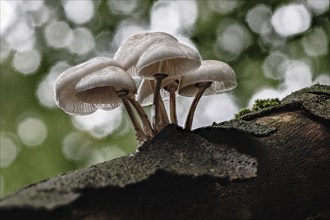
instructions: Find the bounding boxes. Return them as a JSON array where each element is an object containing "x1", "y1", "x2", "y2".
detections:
[
  {"x1": 136, "y1": 78, "x2": 177, "y2": 106},
  {"x1": 114, "y1": 32, "x2": 177, "y2": 74},
  {"x1": 136, "y1": 40, "x2": 201, "y2": 80},
  {"x1": 55, "y1": 57, "x2": 122, "y2": 115},
  {"x1": 178, "y1": 60, "x2": 237, "y2": 97},
  {"x1": 75, "y1": 66, "x2": 136, "y2": 109}
]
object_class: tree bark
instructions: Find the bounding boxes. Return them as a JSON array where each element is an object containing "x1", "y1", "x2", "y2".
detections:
[{"x1": 0, "y1": 85, "x2": 329, "y2": 220}]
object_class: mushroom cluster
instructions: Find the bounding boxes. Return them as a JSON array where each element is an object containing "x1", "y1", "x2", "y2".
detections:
[{"x1": 55, "y1": 32, "x2": 237, "y2": 144}]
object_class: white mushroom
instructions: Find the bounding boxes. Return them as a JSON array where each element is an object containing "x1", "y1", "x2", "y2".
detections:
[
  {"x1": 163, "y1": 79, "x2": 180, "y2": 124},
  {"x1": 136, "y1": 79, "x2": 172, "y2": 106},
  {"x1": 75, "y1": 66, "x2": 154, "y2": 143},
  {"x1": 136, "y1": 40, "x2": 201, "y2": 131},
  {"x1": 136, "y1": 78, "x2": 178, "y2": 125},
  {"x1": 178, "y1": 60, "x2": 237, "y2": 130},
  {"x1": 136, "y1": 78, "x2": 180, "y2": 124},
  {"x1": 55, "y1": 57, "x2": 122, "y2": 115},
  {"x1": 114, "y1": 32, "x2": 177, "y2": 74}
]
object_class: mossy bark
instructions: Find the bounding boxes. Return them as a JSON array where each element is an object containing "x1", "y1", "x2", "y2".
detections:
[{"x1": 1, "y1": 85, "x2": 329, "y2": 220}]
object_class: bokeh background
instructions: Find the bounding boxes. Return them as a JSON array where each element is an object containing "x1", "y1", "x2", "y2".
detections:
[{"x1": 0, "y1": 0, "x2": 329, "y2": 198}]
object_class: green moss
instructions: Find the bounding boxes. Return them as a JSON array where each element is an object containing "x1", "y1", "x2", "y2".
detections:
[
  {"x1": 235, "y1": 98, "x2": 281, "y2": 119},
  {"x1": 234, "y1": 108, "x2": 252, "y2": 119},
  {"x1": 252, "y1": 98, "x2": 281, "y2": 111}
]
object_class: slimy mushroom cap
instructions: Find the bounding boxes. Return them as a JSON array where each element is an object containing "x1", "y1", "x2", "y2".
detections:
[
  {"x1": 55, "y1": 57, "x2": 122, "y2": 115},
  {"x1": 136, "y1": 40, "x2": 201, "y2": 80},
  {"x1": 179, "y1": 60, "x2": 237, "y2": 97},
  {"x1": 114, "y1": 32, "x2": 178, "y2": 73},
  {"x1": 75, "y1": 66, "x2": 136, "y2": 109}
]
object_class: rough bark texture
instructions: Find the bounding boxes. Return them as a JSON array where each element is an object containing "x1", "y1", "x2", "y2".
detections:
[{"x1": 0, "y1": 85, "x2": 329, "y2": 220}]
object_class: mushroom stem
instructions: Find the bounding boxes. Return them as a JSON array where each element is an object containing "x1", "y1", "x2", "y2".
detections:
[
  {"x1": 184, "y1": 82, "x2": 212, "y2": 131},
  {"x1": 147, "y1": 80, "x2": 169, "y2": 128},
  {"x1": 117, "y1": 90, "x2": 147, "y2": 144},
  {"x1": 158, "y1": 96, "x2": 170, "y2": 126},
  {"x1": 169, "y1": 90, "x2": 177, "y2": 124},
  {"x1": 126, "y1": 94, "x2": 155, "y2": 138},
  {"x1": 153, "y1": 73, "x2": 169, "y2": 132},
  {"x1": 164, "y1": 80, "x2": 179, "y2": 124}
]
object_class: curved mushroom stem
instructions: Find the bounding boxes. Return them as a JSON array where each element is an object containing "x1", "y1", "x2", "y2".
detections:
[
  {"x1": 153, "y1": 73, "x2": 169, "y2": 132},
  {"x1": 117, "y1": 90, "x2": 147, "y2": 144},
  {"x1": 164, "y1": 80, "x2": 179, "y2": 124},
  {"x1": 126, "y1": 94, "x2": 155, "y2": 138},
  {"x1": 184, "y1": 82, "x2": 212, "y2": 131},
  {"x1": 148, "y1": 80, "x2": 169, "y2": 128}
]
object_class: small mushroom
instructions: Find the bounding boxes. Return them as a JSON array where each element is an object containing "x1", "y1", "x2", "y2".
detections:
[
  {"x1": 137, "y1": 78, "x2": 180, "y2": 124},
  {"x1": 163, "y1": 79, "x2": 180, "y2": 124},
  {"x1": 136, "y1": 79, "x2": 171, "y2": 106},
  {"x1": 75, "y1": 66, "x2": 154, "y2": 144},
  {"x1": 136, "y1": 40, "x2": 201, "y2": 131},
  {"x1": 178, "y1": 60, "x2": 237, "y2": 130},
  {"x1": 55, "y1": 57, "x2": 122, "y2": 115},
  {"x1": 114, "y1": 32, "x2": 177, "y2": 74},
  {"x1": 136, "y1": 78, "x2": 172, "y2": 126}
]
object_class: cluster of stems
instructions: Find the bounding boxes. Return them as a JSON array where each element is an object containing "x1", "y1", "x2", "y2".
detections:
[{"x1": 121, "y1": 75, "x2": 212, "y2": 145}]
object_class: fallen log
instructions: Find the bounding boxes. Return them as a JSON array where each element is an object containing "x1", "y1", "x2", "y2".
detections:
[{"x1": 0, "y1": 85, "x2": 329, "y2": 220}]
